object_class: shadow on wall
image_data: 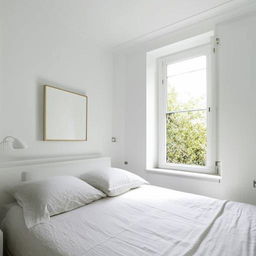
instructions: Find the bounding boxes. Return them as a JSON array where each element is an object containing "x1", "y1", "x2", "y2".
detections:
[{"x1": 35, "y1": 80, "x2": 44, "y2": 141}]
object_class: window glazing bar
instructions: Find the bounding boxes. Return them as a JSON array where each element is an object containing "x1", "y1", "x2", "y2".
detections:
[
  {"x1": 166, "y1": 68, "x2": 205, "y2": 78},
  {"x1": 166, "y1": 108, "x2": 207, "y2": 115}
]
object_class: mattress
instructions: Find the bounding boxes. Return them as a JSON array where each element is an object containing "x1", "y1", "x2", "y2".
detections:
[{"x1": 2, "y1": 185, "x2": 256, "y2": 256}]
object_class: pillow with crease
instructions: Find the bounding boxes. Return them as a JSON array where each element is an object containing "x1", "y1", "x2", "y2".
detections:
[
  {"x1": 80, "y1": 168, "x2": 148, "y2": 197},
  {"x1": 12, "y1": 176, "x2": 105, "y2": 228}
]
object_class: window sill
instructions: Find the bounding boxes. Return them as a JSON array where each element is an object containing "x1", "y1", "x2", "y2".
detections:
[{"x1": 146, "y1": 168, "x2": 221, "y2": 183}]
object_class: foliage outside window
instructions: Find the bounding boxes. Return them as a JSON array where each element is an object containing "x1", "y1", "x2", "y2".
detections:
[{"x1": 166, "y1": 87, "x2": 207, "y2": 166}]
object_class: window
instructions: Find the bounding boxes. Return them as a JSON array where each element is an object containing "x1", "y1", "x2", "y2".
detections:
[{"x1": 158, "y1": 44, "x2": 216, "y2": 173}]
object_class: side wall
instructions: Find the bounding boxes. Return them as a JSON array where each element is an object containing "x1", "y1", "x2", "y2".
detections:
[
  {"x1": 112, "y1": 11, "x2": 256, "y2": 204},
  {"x1": 0, "y1": 0, "x2": 113, "y2": 159},
  {"x1": 0, "y1": 0, "x2": 3, "y2": 141}
]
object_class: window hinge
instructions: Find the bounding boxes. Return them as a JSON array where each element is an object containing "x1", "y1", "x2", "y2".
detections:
[
  {"x1": 213, "y1": 37, "x2": 220, "y2": 53},
  {"x1": 215, "y1": 161, "x2": 221, "y2": 174},
  {"x1": 208, "y1": 107, "x2": 211, "y2": 112},
  {"x1": 162, "y1": 79, "x2": 164, "y2": 85}
]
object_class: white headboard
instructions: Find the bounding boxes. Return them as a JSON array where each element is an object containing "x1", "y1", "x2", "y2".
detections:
[{"x1": 0, "y1": 155, "x2": 111, "y2": 207}]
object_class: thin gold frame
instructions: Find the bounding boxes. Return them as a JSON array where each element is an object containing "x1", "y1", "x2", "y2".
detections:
[{"x1": 43, "y1": 85, "x2": 88, "y2": 141}]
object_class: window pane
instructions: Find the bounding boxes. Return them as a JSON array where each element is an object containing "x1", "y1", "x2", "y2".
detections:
[
  {"x1": 166, "y1": 110, "x2": 207, "y2": 166},
  {"x1": 167, "y1": 56, "x2": 206, "y2": 77},
  {"x1": 167, "y1": 56, "x2": 207, "y2": 112}
]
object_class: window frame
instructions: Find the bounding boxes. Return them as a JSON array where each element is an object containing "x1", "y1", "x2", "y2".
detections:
[{"x1": 158, "y1": 43, "x2": 216, "y2": 174}]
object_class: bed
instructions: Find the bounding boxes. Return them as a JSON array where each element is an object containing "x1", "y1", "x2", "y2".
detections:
[
  {"x1": 2, "y1": 185, "x2": 256, "y2": 256},
  {"x1": 1, "y1": 156, "x2": 256, "y2": 256}
]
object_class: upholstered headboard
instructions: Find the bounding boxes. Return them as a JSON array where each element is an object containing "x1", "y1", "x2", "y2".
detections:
[{"x1": 0, "y1": 155, "x2": 111, "y2": 207}]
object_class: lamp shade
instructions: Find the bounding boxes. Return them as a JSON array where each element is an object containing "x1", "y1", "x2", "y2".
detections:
[{"x1": 11, "y1": 137, "x2": 27, "y2": 149}]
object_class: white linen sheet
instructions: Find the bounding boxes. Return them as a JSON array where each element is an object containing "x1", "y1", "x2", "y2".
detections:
[{"x1": 2, "y1": 185, "x2": 256, "y2": 256}]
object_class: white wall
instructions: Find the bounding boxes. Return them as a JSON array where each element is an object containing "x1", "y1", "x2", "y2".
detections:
[
  {"x1": 111, "y1": 55, "x2": 126, "y2": 167},
  {"x1": 0, "y1": 0, "x2": 113, "y2": 160},
  {"x1": 0, "y1": 0, "x2": 3, "y2": 141},
  {"x1": 112, "y1": 10, "x2": 256, "y2": 204}
]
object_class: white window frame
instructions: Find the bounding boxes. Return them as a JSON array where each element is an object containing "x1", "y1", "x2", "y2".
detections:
[{"x1": 158, "y1": 43, "x2": 216, "y2": 174}]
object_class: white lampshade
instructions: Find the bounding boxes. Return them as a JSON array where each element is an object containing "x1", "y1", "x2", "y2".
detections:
[{"x1": 11, "y1": 137, "x2": 27, "y2": 149}]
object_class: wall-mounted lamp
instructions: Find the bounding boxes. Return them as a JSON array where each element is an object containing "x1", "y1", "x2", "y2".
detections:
[{"x1": 0, "y1": 136, "x2": 28, "y2": 151}]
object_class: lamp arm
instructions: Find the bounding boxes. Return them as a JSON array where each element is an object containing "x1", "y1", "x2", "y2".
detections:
[
  {"x1": 1, "y1": 136, "x2": 15, "y2": 143},
  {"x1": 0, "y1": 136, "x2": 27, "y2": 150}
]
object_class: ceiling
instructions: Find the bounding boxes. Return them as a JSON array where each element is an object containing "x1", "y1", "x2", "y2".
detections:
[{"x1": 8, "y1": 0, "x2": 249, "y2": 48}]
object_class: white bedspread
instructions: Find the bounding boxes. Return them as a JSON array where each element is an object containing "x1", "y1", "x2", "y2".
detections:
[{"x1": 2, "y1": 185, "x2": 256, "y2": 256}]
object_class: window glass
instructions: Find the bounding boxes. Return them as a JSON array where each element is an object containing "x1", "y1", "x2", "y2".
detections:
[
  {"x1": 165, "y1": 55, "x2": 207, "y2": 166},
  {"x1": 167, "y1": 56, "x2": 207, "y2": 112},
  {"x1": 166, "y1": 110, "x2": 207, "y2": 166}
]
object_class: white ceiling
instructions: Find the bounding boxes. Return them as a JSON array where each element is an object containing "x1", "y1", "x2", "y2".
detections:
[{"x1": 22, "y1": 0, "x2": 248, "y2": 48}]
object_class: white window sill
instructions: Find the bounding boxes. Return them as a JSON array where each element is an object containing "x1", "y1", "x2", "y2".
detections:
[{"x1": 146, "y1": 168, "x2": 221, "y2": 183}]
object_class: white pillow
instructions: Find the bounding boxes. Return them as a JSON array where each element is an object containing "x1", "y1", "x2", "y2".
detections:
[
  {"x1": 12, "y1": 176, "x2": 105, "y2": 228},
  {"x1": 80, "y1": 168, "x2": 148, "y2": 196}
]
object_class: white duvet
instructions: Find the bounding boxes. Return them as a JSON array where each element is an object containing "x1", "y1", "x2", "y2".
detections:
[{"x1": 2, "y1": 185, "x2": 256, "y2": 256}]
